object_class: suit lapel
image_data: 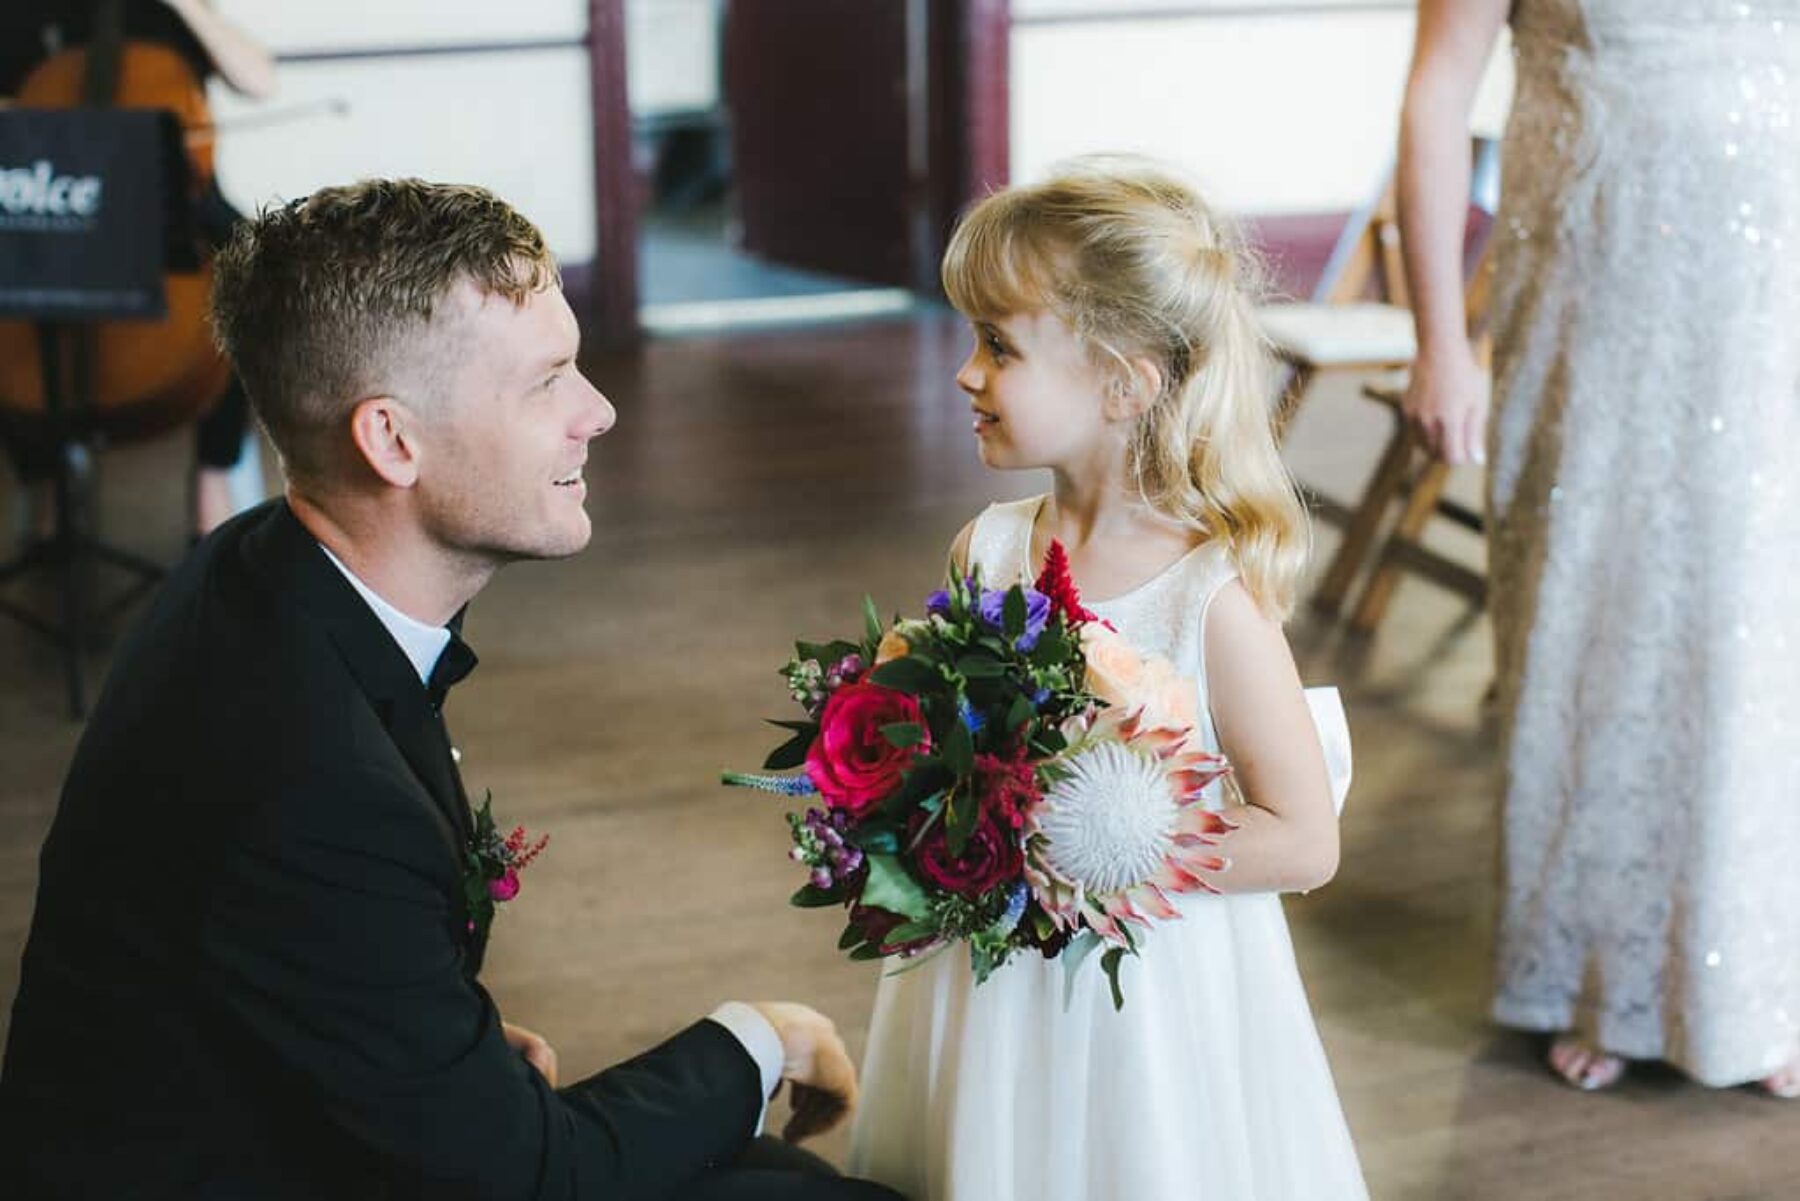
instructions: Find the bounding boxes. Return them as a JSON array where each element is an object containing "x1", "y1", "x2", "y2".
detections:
[{"x1": 242, "y1": 503, "x2": 476, "y2": 855}]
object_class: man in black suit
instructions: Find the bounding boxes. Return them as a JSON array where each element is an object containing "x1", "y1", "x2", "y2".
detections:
[{"x1": 0, "y1": 180, "x2": 905, "y2": 1201}]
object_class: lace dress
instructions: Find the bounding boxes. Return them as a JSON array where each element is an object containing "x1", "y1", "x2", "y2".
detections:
[{"x1": 1487, "y1": 0, "x2": 1800, "y2": 1083}]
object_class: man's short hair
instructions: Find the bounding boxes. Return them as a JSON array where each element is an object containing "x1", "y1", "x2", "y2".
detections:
[{"x1": 210, "y1": 179, "x2": 559, "y2": 485}]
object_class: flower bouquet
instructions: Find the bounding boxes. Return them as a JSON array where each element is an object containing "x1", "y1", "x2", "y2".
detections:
[{"x1": 724, "y1": 544, "x2": 1235, "y2": 1008}]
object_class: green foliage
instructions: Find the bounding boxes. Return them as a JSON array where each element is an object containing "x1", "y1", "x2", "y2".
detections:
[
  {"x1": 868, "y1": 656, "x2": 941, "y2": 694},
  {"x1": 796, "y1": 639, "x2": 861, "y2": 665},
  {"x1": 861, "y1": 853, "x2": 930, "y2": 921},
  {"x1": 789, "y1": 883, "x2": 841, "y2": 908},
  {"x1": 1102, "y1": 946, "x2": 1130, "y2": 1011},
  {"x1": 880, "y1": 721, "x2": 926, "y2": 749}
]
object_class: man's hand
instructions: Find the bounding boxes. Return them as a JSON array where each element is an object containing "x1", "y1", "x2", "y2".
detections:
[
  {"x1": 748, "y1": 1002, "x2": 858, "y2": 1143},
  {"x1": 502, "y1": 1021, "x2": 559, "y2": 1088}
]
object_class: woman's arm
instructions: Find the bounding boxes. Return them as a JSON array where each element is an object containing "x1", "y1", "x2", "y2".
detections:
[
  {"x1": 161, "y1": 0, "x2": 277, "y2": 99},
  {"x1": 1196, "y1": 583, "x2": 1339, "y2": 894},
  {"x1": 1398, "y1": 0, "x2": 1508, "y2": 466}
]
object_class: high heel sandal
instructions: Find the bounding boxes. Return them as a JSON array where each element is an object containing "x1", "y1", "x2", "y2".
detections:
[{"x1": 1548, "y1": 1034, "x2": 1626, "y2": 1091}]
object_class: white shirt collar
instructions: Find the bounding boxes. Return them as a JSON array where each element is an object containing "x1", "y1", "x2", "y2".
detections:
[{"x1": 316, "y1": 543, "x2": 451, "y2": 686}]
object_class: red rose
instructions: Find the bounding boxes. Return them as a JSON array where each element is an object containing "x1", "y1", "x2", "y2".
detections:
[
  {"x1": 806, "y1": 682, "x2": 928, "y2": 819},
  {"x1": 907, "y1": 807, "x2": 1024, "y2": 900}
]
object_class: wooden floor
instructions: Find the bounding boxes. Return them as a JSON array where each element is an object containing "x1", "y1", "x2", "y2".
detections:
[{"x1": 2, "y1": 312, "x2": 1795, "y2": 1199}]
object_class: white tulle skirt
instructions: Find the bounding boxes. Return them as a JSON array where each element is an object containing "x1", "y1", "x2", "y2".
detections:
[{"x1": 846, "y1": 889, "x2": 1368, "y2": 1201}]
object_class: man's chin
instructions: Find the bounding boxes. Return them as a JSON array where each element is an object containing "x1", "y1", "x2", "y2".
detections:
[
  {"x1": 470, "y1": 524, "x2": 592, "y2": 567},
  {"x1": 530, "y1": 516, "x2": 594, "y2": 561}
]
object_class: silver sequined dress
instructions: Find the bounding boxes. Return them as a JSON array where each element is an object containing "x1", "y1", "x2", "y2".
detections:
[{"x1": 1488, "y1": 0, "x2": 1800, "y2": 1085}]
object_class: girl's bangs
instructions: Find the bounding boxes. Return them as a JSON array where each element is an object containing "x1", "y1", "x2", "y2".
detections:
[{"x1": 941, "y1": 199, "x2": 1062, "y2": 321}]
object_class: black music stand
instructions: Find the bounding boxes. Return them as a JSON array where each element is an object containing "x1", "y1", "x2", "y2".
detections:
[{"x1": 0, "y1": 107, "x2": 192, "y2": 718}]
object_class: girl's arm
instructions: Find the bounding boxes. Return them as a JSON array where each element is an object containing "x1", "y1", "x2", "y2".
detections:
[
  {"x1": 1197, "y1": 582, "x2": 1339, "y2": 894},
  {"x1": 162, "y1": 0, "x2": 277, "y2": 99},
  {"x1": 1398, "y1": 0, "x2": 1508, "y2": 466}
]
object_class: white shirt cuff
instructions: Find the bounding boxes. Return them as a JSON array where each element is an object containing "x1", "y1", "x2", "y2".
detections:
[{"x1": 707, "y1": 1002, "x2": 784, "y2": 1135}]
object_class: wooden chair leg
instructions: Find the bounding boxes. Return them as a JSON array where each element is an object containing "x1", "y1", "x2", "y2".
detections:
[
  {"x1": 1312, "y1": 420, "x2": 1415, "y2": 615},
  {"x1": 1350, "y1": 457, "x2": 1453, "y2": 633}
]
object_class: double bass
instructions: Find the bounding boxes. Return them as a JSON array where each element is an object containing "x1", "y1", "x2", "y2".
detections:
[{"x1": 0, "y1": 0, "x2": 231, "y2": 440}]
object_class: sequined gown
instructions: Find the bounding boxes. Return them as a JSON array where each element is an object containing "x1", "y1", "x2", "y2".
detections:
[
  {"x1": 845, "y1": 498, "x2": 1367, "y2": 1200},
  {"x1": 1487, "y1": 0, "x2": 1800, "y2": 1085}
]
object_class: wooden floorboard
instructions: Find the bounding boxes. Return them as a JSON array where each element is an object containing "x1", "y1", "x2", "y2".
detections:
[{"x1": 1, "y1": 312, "x2": 1794, "y2": 1198}]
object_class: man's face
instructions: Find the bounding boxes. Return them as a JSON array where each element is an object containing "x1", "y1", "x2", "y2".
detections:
[{"x1": 411, "y1": 281, "x2": 615, "y2": 566}]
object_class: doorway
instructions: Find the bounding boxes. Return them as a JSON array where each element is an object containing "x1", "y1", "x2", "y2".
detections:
[{"x1": 594, "y1": 0, "x2": 1010, "y2": 342}]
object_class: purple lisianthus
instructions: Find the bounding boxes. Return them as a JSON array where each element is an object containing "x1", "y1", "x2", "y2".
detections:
[
  {"x1": 925, "y1": 577, "x2": 977, "y2": 618},
  {"x1": 977, "y1": 587, "x2": 1051, "y2": 652}
]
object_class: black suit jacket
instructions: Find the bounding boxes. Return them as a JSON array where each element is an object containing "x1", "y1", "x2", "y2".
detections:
[{"x1": 0, "y1": 502, "x2": 764, "y2": 1199}]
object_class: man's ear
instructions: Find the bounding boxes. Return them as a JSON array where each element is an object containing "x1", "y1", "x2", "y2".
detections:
[
  {"x1": 1104, "y1": 356, "x2": 1164, "y2": 422},
  {"x1": 348, "y1": 396, "x2": 422, "y2": 488}
]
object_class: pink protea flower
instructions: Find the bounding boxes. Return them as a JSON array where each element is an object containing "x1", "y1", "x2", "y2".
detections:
[{"x1": 1023, "y1": 706, "x2": 1235, "y2": 945}]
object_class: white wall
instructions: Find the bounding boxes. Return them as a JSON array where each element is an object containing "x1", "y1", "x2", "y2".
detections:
[
  {"x1": 1011, "y1": 5, "x2": 1514, "y2": 214},
  {"x1": 208, "y1": 1, "x2": 597, "y2": 262},
  {"x1": 625, "y1": 0, "x2": 721, "y2": 116},
  {"x1": 212, "y1": 0, "x2": 589, "y2": 55}
]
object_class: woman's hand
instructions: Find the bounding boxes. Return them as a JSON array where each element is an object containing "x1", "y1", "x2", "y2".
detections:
[{"x1": 1403, "y1": 344, "x2": 1490, "y2": 465}]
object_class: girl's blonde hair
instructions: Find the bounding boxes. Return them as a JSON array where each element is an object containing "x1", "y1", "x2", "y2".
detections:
[{"x1": 942, "y1": 155, "x2": 1309, "y2": 618}]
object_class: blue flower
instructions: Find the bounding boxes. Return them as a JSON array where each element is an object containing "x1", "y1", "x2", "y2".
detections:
[
  {"x1": 998, "y1": 882, "x2": 1029, "y2": 932},
  {"x1": 959, "y1": 698, "x2": 986, "y2": 735},
  {"x1": 976, "y1": 587, "x2": 1052, "y2": 652}
]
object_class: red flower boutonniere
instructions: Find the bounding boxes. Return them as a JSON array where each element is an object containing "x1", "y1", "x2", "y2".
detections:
[{"x1": 463, "y1": 793, "x2": 549, "y2": 944}]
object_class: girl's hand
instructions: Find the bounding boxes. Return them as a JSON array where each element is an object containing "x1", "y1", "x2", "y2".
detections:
[{"x1": 1403, "y1": 345, "x2": 1490, "y2": 466}]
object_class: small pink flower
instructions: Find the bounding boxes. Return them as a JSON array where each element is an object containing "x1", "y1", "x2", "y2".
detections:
[{"x1": 488, "y1": 869, "x2": 521, "y2": 902}]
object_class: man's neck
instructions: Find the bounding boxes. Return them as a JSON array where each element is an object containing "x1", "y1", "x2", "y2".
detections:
[{"x1": 285, "y1": 488, "x2": 493, "y2": 627}]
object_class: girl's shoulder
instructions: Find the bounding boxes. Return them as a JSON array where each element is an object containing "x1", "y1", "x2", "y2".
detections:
[{"x1": 953, "y1": 494, "x2": 1046, "y2": 580}]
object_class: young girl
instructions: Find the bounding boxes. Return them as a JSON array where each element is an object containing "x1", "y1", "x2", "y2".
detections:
[{"x1": 846, "y1": 157, "x2": 1367, "y2": 1199}]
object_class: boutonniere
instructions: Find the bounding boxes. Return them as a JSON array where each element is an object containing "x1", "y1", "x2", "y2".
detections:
[{"x1": 463, "y1": 792, "x2": 550, "y2": 944}]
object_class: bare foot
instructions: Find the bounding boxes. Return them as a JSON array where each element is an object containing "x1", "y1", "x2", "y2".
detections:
[
  {"x1": 1548, "y1": 1034, "x2": 1626, "y2": 1091},
  {"x1": 1761, "y1": 1053, "x2": 1800, "y2": 1099}
]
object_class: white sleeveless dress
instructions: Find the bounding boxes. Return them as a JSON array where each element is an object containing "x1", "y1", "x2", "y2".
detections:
[{"x1": 846, "y1": 497, "x2": 1367, "y2": 1201}]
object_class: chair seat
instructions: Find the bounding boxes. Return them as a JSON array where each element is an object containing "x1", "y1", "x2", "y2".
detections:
[
  {"x1": 1362, "y1": 369, "x2": 1409, "y2": 406},
  {"x1": 1257, "y1": 302, "x2": 1416, "y2": 367}
]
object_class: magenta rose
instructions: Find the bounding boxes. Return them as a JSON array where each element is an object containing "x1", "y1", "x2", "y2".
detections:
[
  {"x1": 806, "y1": 682, "x2": 928, "y2": 819},
  {"x1": 488, "y1": 869, "x2": 520, "y2": 902},
  {"x1": 907, "y1": 808, "x2": 1023, "y2": 901}
]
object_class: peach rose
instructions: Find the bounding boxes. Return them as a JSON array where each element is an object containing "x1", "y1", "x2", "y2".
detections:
[
  {"x1": 1080, "y1": 623, "x2": 1148, "y2": 709},
  {"x1": 875, "y1": 628, "x2": 911, "y2": 665},
  {"x1": 1133, "y1": 655, "x2": 1200, "y2": 733}
]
